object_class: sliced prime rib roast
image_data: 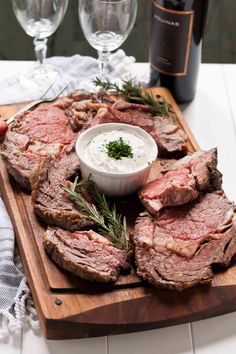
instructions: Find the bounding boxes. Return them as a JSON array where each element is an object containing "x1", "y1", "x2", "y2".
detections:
[
  {"x1": 93, "y1": 100, "x2": 188, "y2": 156},
  {"x1": 139, "y1": 149, "x2": 222, "y2": 214},
  {"x1": 32, "y1": 144, "x2": 94, "y2": 231},
  {"x1": 44, "y1": 227, "x2": 129, "y2": 283},
  {"x1": 54, "y1": 90, "x2": 116, "y2": 132},
  {"x1": 1, "y1": 104, "x2": 78, "y2": 191},
  {"x1": 1, "y1": 90, "x2": 189, "y2": 192},
  {"x1": 134, "y1": 192, "x2": 236, "y2": 291},
  {"x1": 1, "y1": 131, "x2": 45, "y2": 191}
]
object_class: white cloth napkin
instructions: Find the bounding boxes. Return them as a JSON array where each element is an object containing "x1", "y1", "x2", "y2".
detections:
[
  {"x1": 0, "y1": 50, "x2": 142, "y2": 105},
  {"x1": 0, "y1": 198, "x2": 39, "y2": 341},
  {"x1": 0, "y1": 50, "x2": 145, "y2": 340}
]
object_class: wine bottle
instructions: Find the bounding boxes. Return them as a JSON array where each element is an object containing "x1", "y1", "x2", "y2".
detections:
[{"x1": 149, "y1": 0, "x2": 209, "y2": 103}]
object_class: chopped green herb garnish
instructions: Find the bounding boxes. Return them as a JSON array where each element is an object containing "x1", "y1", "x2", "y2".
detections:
[{"x1": 105, "y1": 138, "x2": 133, "y2": 160}]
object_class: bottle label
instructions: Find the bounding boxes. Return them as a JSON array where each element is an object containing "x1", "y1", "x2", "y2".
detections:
[{"x1": 150, "y1": 1, "x2": 194, "y2": 76}]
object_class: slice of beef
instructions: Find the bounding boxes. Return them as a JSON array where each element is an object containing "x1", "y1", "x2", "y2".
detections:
[
  {"x1": 65, "y1": 100, "x2": 108, "y2": 131},
  {"x1": 12, "y1": 104, "x2": 76, "y2": 145},
  {"x1": 1, "y1": 104, "x2": 77, "y2": 191},
  {"x1": 32, "y1": 145, "x2": 94, "y2": 231},
  {"x1": 140, "y1": 149, "x2": 222, "y2": 214},
  {"x1": 139, "y1": 149, "x2": 222, "y2": 214},
  {"x1": 140, "y1": 167, "x2": 198, "y2": 214},
  {"x1": 155, "y1": 192, "x2": 234, "y2": 254},
  {"x1": 1, "y1": 131, "x2": 45, "y2": 191},
  {"x1": 170, "y1": 148, "x2": 222, "y2": 191},
  {"x1": 93, "y1": 104, "x2": 156, "y2": 132},
  {"x1": 150, "y1": 117, "x2": 188, "y2": 156},
  {"x1": 134, "y1": 192, "x2": 236, "y2": 290},
  {"x1": 93, "y1": 100, "x2": 188, "y2": 156},
  {"x1": 58, "y1": 90, "x2": 115, "y2": 132},
  {"x1": 51, "y1": 143, "x2": 81, "y2": 180},
  {"x1": 44, "y1": 227, "x2": 129, "y2": 283},
  {"x1": 112, "y1": 100, "x2": 150, "y2": 111}
]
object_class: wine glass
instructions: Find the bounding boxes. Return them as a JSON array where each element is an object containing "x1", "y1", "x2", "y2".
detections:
[
  {"x1": 79, "y1": 0, "x2": 137, "y2": 78},
  {"x1": 12, "y1": 0, "x2": 68, "y2": 88}
]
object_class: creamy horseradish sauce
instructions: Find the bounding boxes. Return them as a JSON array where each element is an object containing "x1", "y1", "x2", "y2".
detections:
[{"x1": 83, "y1": 129, "x2": 153, "y2": 174}]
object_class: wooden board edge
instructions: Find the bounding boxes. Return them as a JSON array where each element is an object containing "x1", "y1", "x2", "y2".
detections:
[
  {"x1": 44, "y1": 285, "x2": 236, "y2": 339},
  {"x1": 2, "y1": 89, "x2": 236, "y2": 339},
  {"x1": 0, "y1": 161, "x2": 51, "y2": 330},
  {"x1": 148, "y1": 87, "x2": 200, "y2": 151}
]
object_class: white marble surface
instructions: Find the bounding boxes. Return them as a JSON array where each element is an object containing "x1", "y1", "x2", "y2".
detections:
[{"x1": 0, "y1": 61, "x2": 236, "y2": 354}]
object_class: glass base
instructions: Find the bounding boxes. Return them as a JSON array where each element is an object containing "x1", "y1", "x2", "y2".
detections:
[{"x1": 19, "y1": 63, "x2": 61, "y2": 90}]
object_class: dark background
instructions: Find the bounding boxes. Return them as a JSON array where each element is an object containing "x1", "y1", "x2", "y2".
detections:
[{"x1": 0, "y1": 0, "x2": 235, "y2": 63}]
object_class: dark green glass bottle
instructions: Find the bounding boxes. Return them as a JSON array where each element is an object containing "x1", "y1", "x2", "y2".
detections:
[{"x1": 149, "y1": 0, "x2": 209, "y2": 103}]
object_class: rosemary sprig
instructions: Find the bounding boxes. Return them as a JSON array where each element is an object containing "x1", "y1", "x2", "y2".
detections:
[
  {"x1": 62, "y1": 178, "x2": 127, "y2": 251},
  {"x1": 93, "y1": 77, "x2": 176, "y2": 121}
]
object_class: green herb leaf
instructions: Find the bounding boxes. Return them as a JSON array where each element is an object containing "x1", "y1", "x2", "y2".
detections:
[
  {"x1": 105, "y1": 137, "x2": 133, "y2": 160},
  {"x1": 62, "y1": 179, "x2": 127, "y2": 251},
  {"x1": 92, "y1": 77, "x2": 177, "y2": 121}
]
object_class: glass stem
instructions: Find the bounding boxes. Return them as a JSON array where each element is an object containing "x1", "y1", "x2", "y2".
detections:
[
  {"x1": 34, "y1": 37, "x2": 48, "y2": 66},
  {"x1": 98, "y1": 50, "x2": 110, "y2": 79}
]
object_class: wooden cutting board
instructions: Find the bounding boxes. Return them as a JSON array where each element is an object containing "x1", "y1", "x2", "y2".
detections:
[{"x1": 1, "y1": 88, "x2": 236, "y2": 340}]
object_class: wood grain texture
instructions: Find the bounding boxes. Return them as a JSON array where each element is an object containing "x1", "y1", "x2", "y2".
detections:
[{"x1": 1, "y1": 88, "x2": 236, "y2": 340}]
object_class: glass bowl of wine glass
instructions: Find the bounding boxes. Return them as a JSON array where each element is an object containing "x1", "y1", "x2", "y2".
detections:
[
  {"x1": 78, "y1": 0, "x2": 137, "y2": 78},
  {"x1": 12, "y1": 0, "x2": 68, "y2": 88}
]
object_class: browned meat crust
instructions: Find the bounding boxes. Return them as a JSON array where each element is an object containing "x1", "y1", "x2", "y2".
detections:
[
  {"x1": 32, "y1": 146, "x2": 94, "y2": 231},
  {"x1": 1, "y1": 131, "x2": 45, "y2": 191},
  {"x1": 139, "y1": 149, "x2": 222, "y2": 213},
  {"x1": 93, "y1": 100, "x2": 188, "y2": 156},
  {"x1": 134, "y1": 192, "x2": 236, "y2": 291},
  {"x1": 44, "y1": 227, "x2": 129, "y2": 283},
  {"x1": 1, "y1": 104, "x2": 77, "y2": 191},
  {"x1": 1, "y1": 92, "x2": 190, "y2": 193}
]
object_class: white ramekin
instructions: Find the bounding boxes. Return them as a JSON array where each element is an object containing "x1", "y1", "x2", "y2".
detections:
[{"x1": 75, "y1": 123, "x2": 158, "y2": 197}]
